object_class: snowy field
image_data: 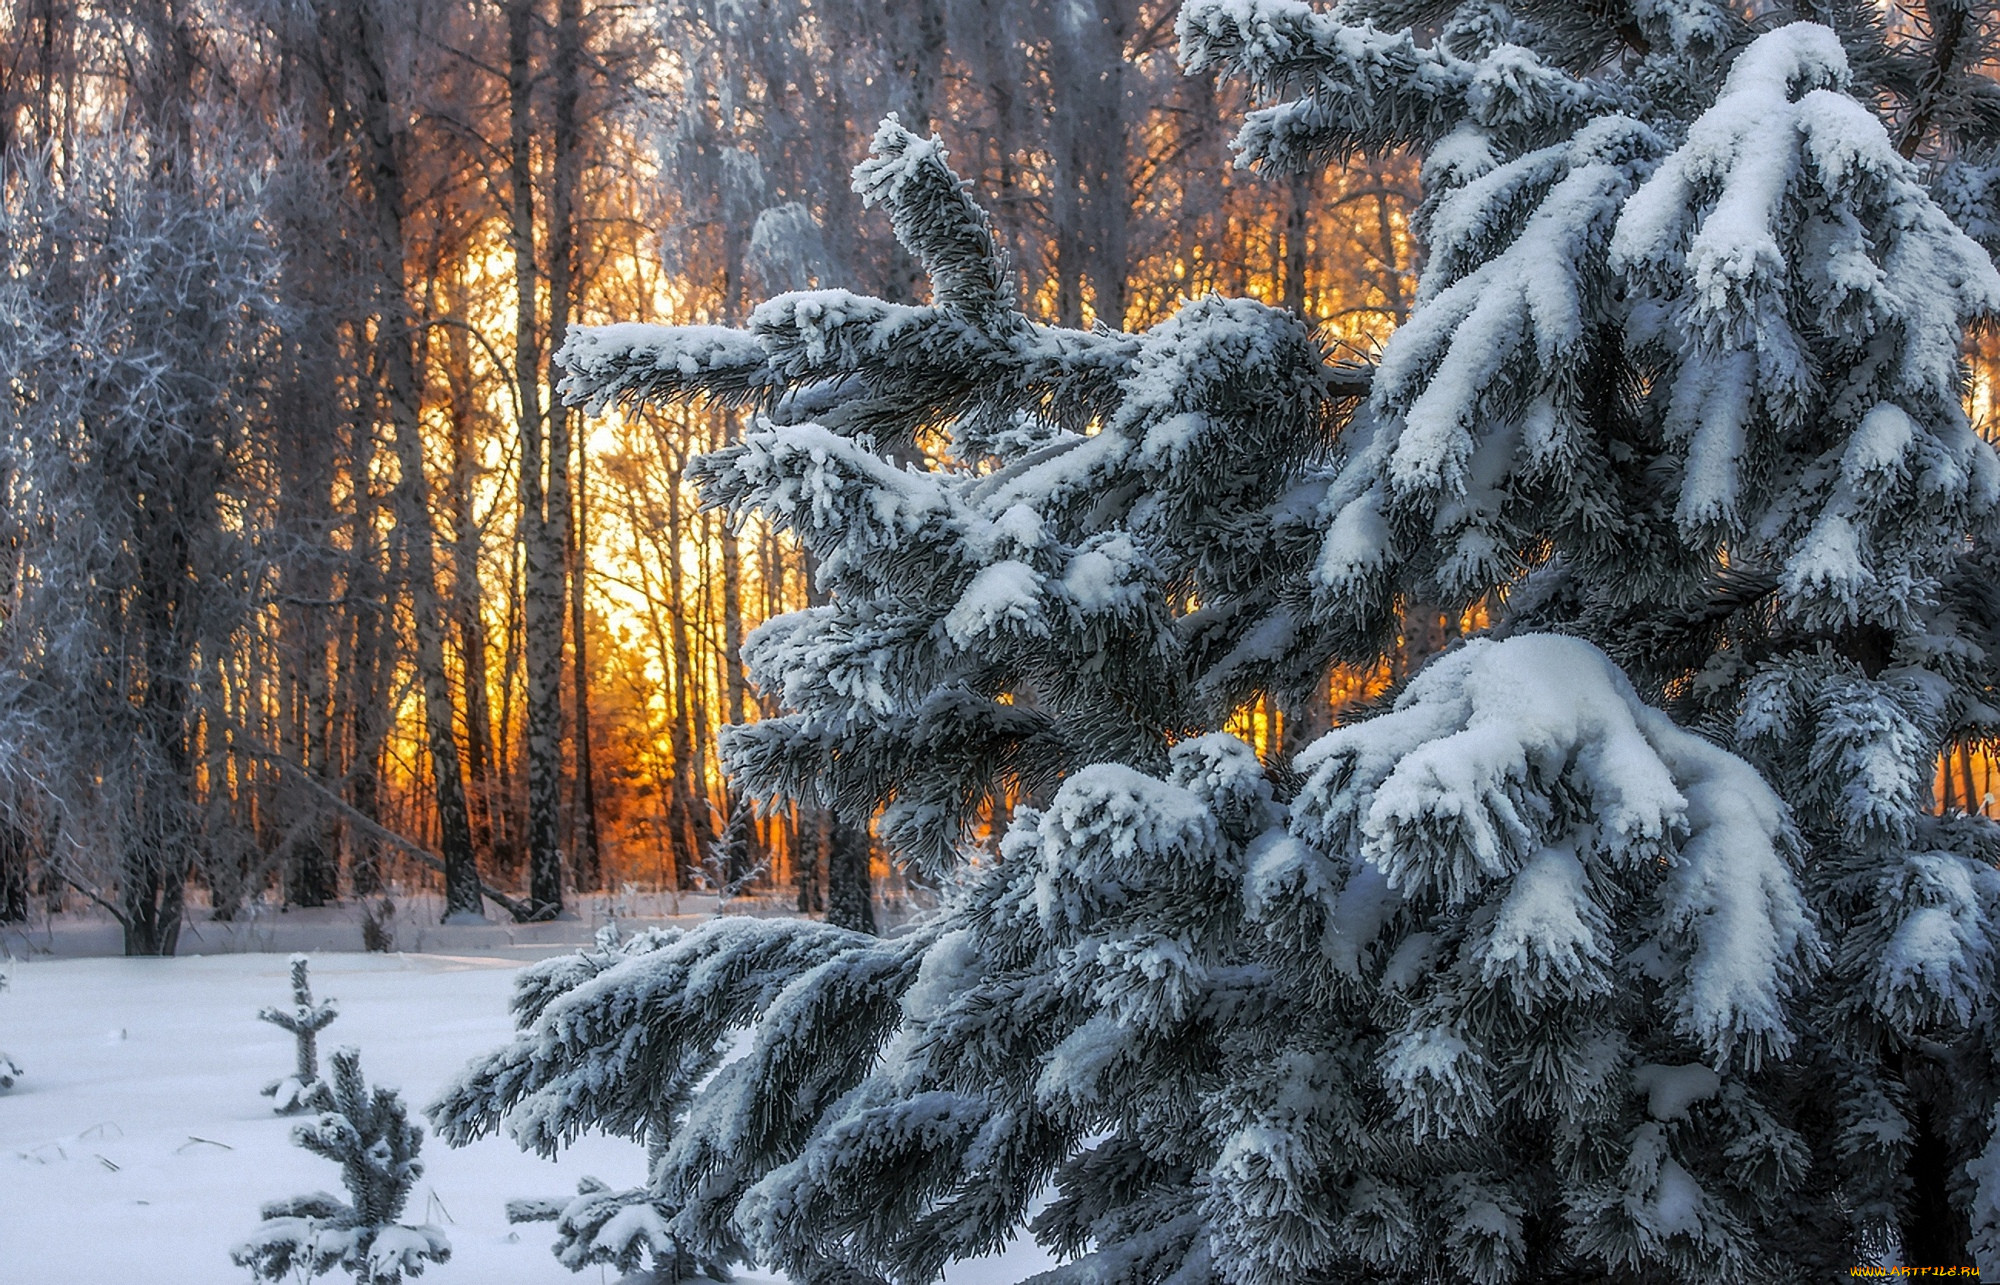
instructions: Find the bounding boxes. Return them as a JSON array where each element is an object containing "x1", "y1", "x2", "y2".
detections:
[
  {"x1": 0, "y1": 941, "x2": 1052, "y2": 1285},
  {"x1": 0, "y1": 890, "x2": 815, "y2": 962}
]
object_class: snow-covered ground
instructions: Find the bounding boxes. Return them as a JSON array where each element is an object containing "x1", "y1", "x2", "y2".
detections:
[
  {"x1": 0, "y1": 889, "x2": 824, "y2": 961},
  {"x1": 0, "y1": 942, "x2": 1054, "y2": 1285},
  {"x1": 0, "y1": 885, "x2": 942, "y2": 963}
]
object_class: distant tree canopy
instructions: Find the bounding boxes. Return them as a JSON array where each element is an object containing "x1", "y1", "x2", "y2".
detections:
[{"x1": 0, "y1": 0, "x2": 1418, "y2": 953}]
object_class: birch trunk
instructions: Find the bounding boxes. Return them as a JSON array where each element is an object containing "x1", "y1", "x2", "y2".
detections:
[
  {"x1": 511, "y1": 0, "x2": 566, "y2": 918},
  {"x1": 444, "y1": 269, "x2": 496, "y2": 863},
  {"x1": 662, "y1": 444, "x2": 714, "y2": 889},
  {"x1": 549, "y1": 0, "x2": 599, "y2": 892}
]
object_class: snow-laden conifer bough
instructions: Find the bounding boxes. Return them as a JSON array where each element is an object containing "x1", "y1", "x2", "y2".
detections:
[{"x1": 435, "y1": 3, "x2": 2000, "y2": 1280}]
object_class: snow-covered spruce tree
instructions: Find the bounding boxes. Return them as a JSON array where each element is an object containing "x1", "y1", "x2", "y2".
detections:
[
  {"x1": 236, "y1": 1046, "x2": 450, "y2": 1284},
  {"x1": 437, "y1": 4, "x2": 2000, "y2": 1278},
  {"x1": 261, "y1": 954, "x2": 341, "y2": 1113}
]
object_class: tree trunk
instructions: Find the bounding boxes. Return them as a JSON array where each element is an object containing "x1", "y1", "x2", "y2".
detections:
[
  {"x1": 281, "y1": 563, "x2": 336, "y2": 908},
  {"x1": 300, "y1": 607, "x2": 339, "y2": 902},
  {"x1": 801, "y1": 550, "x2": 864, "y2": 927},
  {"x1": 1088, "y1": 0, "x2": 1131, "y2": 329},
  {"x1": 796, "y1": 809, "x2": 825, "y2": 914},
  {"x1": 398, "y1": 433, "x2": 482, "y2": 924},
  {"x1": 495, "y1": 537, "x2": 526, "y2": 883},
  {"x1": 444, "y1": 267, "x2": 496, "y2": 864},
  {"x1": 825, "y1": 818, "x2": 875, "y2": 935},
  {"x1": 346, "y1": 406, "x2": 388, "y2": 899},
  {"x1": 1371, "y1": 162, "x2": 1412, "y2": 328},
  {"x1": 569, "y1": 460, "x2": 602, "y2": 890},
  {"x1": 0, "y1": 822, "x2": 26, "y2": 924},
  {"x1": 550, "y1": 0, "x2": 600, "y2": 893},
  {"x1": 123, "y1": 521, "x2": 195, "y2": 956},
  {"x1": 0, "y1": 421, "x2": 25, "y2": 924},
  {"x1": 719, "y1": 518, "x2": 753, "y2": 889},
  {"x1": 511, "y1": 0, "x2": 566, "y2": 918},
  {"x1": 1283, "y1": 170, "x2": 1310, "y2": 320},
  {"x1": 111, "y1": 0, "x2": 216, "y2": 958},
  {"x1": 333, "y1": 0, "x2": 481, "y2": 922},
  {"x1": 658, "y1": 453, "x2": 713, "y2": 891}
]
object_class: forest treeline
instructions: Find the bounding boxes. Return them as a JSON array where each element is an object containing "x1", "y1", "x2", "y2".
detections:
[{"x1": 0, "y1": 0, "x2": 1418, "y2": 954}]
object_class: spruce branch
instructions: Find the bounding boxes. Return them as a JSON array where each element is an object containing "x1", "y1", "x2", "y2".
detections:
[
  {"x1": 851, "y1": 116, "x2": 1020, "y2": 334},
  {"x1": 1899, "y1": 0, "x2": 1975, "y2": 158}
]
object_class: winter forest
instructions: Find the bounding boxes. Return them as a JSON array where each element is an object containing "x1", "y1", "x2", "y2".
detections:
[
  {"x1": 0, "y1": 0, "x2": 1419, "y2": 951},
  {"x1": 8, "y1": 0, "x2": 2000, "y2": 1280}
]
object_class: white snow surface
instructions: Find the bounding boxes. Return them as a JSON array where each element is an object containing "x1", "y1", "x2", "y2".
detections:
[
  {"x1": 1631, "y1": 1062, "x2": 1722, "y2": 1122},
  {"x1": 943, "y1": 559, "x2": 1048, "y2": 648},
  {"x1": 0, "y1": 948, "x2": 1052, "y2": 1285}
]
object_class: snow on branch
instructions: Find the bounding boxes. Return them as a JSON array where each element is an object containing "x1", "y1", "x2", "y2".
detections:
[
  {"x1": 1180, "y1": 0, "x2": 1599, "y2": 170},
  {"x1": 559, "y1": 122, "x2": 1146, "y2": 452},
  {"x1": 432, "y1": 919, "x2": 927, "y2": 1277},
  {"x1": 662, "y1": 931, "x2": 933, "y2": 1177},
  {"x1": 693, "y1": 421, "x2": 959, "y2": 584},
  {"x1": 509, "y1": 1177, "x2": 671, "y2": 1273},
  {"x1": 718, "y1": 691, "x2": 1059, "y2": 871},
  {"x1": 749, "y1": 291, "x2": 977, "y2": 387},
  {"x1": 1371, "y1": 116, "x2": 1660, "y2": 500},
  {"x1": 1286, "y1": 634, "x2": 1820, "y2": 1073},
  {"x1": 1313, "y1": 111, "x2": 1664, "y2": 614},
  {"x1": 427, "y1": 917, "x2": 875, "y2": 1158},
  {"x1": 1611, "y1": 22, "x2": 2000, "y2": 561},
  {"x1": 555, "y1": 321, "x2": 772, "y2": 415},
  {"x1": 853, "y1": 117, "x2": 1019, "y2": 332},
  {"x1": 1178, "y1": 0, "x2": 1471, "y2": 163}
]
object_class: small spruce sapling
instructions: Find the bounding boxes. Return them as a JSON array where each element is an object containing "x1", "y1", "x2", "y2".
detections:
[
  {"x1": 234, "y1": 1046, "x2": 451, "y2": 1284},
  {"x1": 260, "y1": 954, "x2": 339, "y2": 1113}
]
